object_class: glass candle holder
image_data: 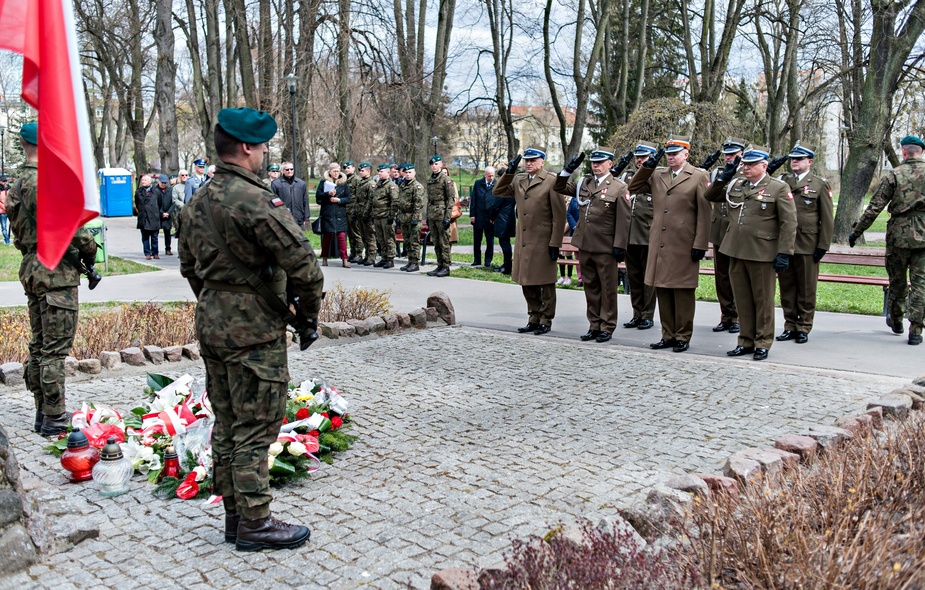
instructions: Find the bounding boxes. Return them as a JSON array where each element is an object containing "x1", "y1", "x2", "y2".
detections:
[
  {"x1": 92, "y1": 437, "x2": 133, "y2": 497},
  {"x1": 60, "y1": 430, "x2": 100, "y2": 482}
]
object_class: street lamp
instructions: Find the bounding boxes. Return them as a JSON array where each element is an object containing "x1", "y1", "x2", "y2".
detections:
[
  {"x1": 0, "y1": 125, "x2": 5, "y2": 177},
  {"x1": 284, "y1": 73, "x2": 299, "y2": 177},
  {"x1": 432, "y1": 135, "x2": 439, "y2": 155}
]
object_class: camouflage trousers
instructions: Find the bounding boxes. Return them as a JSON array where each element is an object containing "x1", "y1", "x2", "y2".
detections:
[
  {"x1": 399, "y1": 219, "x2": 421, "y2": 264},
  {"x1": 200, "y1": 336, "x2": 289, "y2": 520},
  {"x1": 373, "y1": 217, "x2": 396, "y2": 261},
  {"x1": 25, "y1": 287, "x2": 78, "y2": 416},
  {"x1": 428, "y1": 218, "x2": 452, "y2": 267},
  {"x1": 360, "y1": 218, "x2": 377, "y2": 261},
  {"x1": 347, "y1": 212, "x2": 364, "y2": 258},
  {"x1": 886, "y1": 246, "x2": 925, "y2": 335}
]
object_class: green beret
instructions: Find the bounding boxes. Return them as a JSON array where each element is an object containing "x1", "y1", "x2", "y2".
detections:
[
  {"x1": 377, "y1": 164, "x2": 390, "y2": 171},
  {"x1": 20, "y1": 122, "x2": 38, "y2": 146},
  {"x1": 900, "y1": 135, "x2": 925, "y2": 149},
  {"x1": 358, "y1": 162, "x2": 371, "y2": 169},
  {"x1": 430, "y1": 155, "x2": 443, "y2": 164},
  {"x1": 343, "y1": 160, "x2": 355, "y2": 167},
  {"x1": 267, "y1": 164, "x2": 280, "y2": 172},
  {"x1": 404, "y1": 163, "x2": 415, "y2": 171},
  {"x1": 217, "y1": 108, "x2": 277, "y2": 144}
]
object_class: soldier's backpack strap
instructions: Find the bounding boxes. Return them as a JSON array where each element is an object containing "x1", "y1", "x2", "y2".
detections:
[{"x1": 200, "y1": 192, "x2": 296, "y2": 325}]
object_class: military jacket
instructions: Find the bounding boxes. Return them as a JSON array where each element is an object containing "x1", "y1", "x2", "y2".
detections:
[
  {"x1": 426, "y1": 171, "x2": 456, "y2": 221},
  {"x1": 345, "y1": 173, "x2": 360, "y2": 214},
  {"x1": 779, "y1": 171, "x2": 834, "y2": 254},
  {"x1": 178, "y1": 162, "x2": 324, "y2": 347},
  {"x1": 620, "y1": 168, "x2": 654, "y2": 246},
  {"x1": 371, "y1": 178, "x2": 397, "y2": 218},
  {"x1": 554, "y1": 172, "x2": 630, "y2": 253},
  {"x1": 7, "y1": 162, "x2": 97, "y2": 295},
  {"x1": 709, "y1": 169, "x2": 744, "y2": 247},
  {"x1": 396, "y1": 179, "x2": 425, "y2": 222},
  {"x1": 705, "y1": 174, "x2": 798, "y2": 262},
  {"x1": 352, "y1": 175, "x2": 374, "y2": 218},
  {"x1": 855, "y1": 157, "x2": 925, "y2": 251}
]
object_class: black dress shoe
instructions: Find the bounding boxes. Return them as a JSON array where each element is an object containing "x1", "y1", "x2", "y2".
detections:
[
  {"x1": 580, "y1": 329, "x2": 602, "y2": 341},
  {"x1": 910, "y1": 334, "x2": 922, "y2": 346},
  {"x1": 795, "y1": 332, "x2": 808, "y2": 344},
  {"x1": 623, "y1": 318, "x2": 641, "y2": 328},
  {"x1": 753, "y1": 348, "x2": 769, "y2": 361},
  {"x1": 517, "y1": 322, "x2": 539, "y2": 333},
  {"x1": 672, "y1": 341, "x2": 689, "y2": 352},
  {"x1": 470, "y1": 261, "x2": 482, "y2": 267},
  {"x1": 726, "y1": 345, "x2": 755, "y2": 357},
  {"x1": 650, "y1": 339, "x2": 677, "y2": 349},
  {"x1": 776, "y1": 330, "x2": 794, "y2": 341},
  {"x1": 728, "y1": 322, "x2": 740, "y2": 333},
  {"x1": 533, "y1": 324, "x2": 551, "y2": 335},
  {"x1": 712, "y1": 321, "x2": 729, "y2": 332},
  {"x1": 637, "y1": 319, "x2": 654, "y2": 330},
  {"x1": 595, "y1": 332, "x2": 612, "y2": 343}
]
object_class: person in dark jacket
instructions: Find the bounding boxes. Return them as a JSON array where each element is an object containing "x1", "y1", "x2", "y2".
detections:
[
  {"x1": 271, "y1": 161, "x2": 310, "y2": 226},
  {"x1": 489, "y1": 166, "x2": 517, "y2": 275},
  {"x1": 558, "y1": 194, "x2": 580, "y2": 285},
  {"x1": 151, "y1": 174, "x2": 175, "y2": 255},
  {"x1": 316, "y1": 162, "x2": 352, "y2": 267},
  {"x1": 135, "y1": 174, "x2": 162, "y2": 259},
  {"x1": 469, "y1": 167, "x2": 497, "y2": 267}
]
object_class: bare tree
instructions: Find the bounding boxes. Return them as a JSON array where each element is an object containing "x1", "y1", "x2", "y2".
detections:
[{"x1": 154, "y1": 0, "x2": 179, "y2": 174}]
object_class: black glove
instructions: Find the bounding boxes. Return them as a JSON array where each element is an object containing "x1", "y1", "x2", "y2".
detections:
[
  {"x1": 767, "y1": 156, "x2": 788, "y2": 175},
  {"x1": 848, "y1": 232, "x2": 858, "y2": 248},
  {"x1": 691, "y1": 248, "x2": 706, "y2": 262},
  {"x1": 716, "y1": 156, "x2": 741, "y2": 183},
  {"x1": 612, "y1": 247, "x2": 626, "y2": 262},
  {"x1": 442, "y1": 219, "x2": 451, "y2": 230},
  {"x1": 613, "y1": 150, "x2": 634, "y2": 176},
  {"x1": 506, "y1": 154, "x2": 523, "y2": 175},
  {"x1": 297, "y1": 318, "x2": 319, "y2": 351},
  {"x1": 643, "y1": 148, "x2": 665, "y2": 169},
  {"x1": 698, "y1": 150, "x2": 721, "y2": 170},
  {"x1": 563, "y1": 152, "x2": 586, "y2": 174},
  {"x1": 549, "y1": 246, "x2": 559, "y2": 261},
  {"x1": 386, "y1": 216, "x2": 393, "y2": 225},
  {"x1": 411, "y1": 220, "x2": 419, "y2": 226},
  {"x1": 812, "y1": 248, "x2": 827, "y2": 263},
  {"x1": 774, "y1": 253, "x2": 790, "y2": 273}
]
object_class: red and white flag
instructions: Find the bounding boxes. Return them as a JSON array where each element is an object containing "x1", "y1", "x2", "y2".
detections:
[{"x1": 0, "y1": 0, "x2": 99, "y2": 269}]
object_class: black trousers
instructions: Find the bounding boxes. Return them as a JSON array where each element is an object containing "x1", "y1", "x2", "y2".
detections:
[{"x1": 473, "y1": 226, "x2": 494, "y2": 265}]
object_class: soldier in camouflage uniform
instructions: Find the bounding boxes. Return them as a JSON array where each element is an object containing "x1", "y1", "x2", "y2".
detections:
[
  {"x1": 371, "y1": 164, "x2": 397, "y2": 268},
  {"x1": 426, "y1": 155, "x2": 456, "y2": 277},
  {"x1": 850, "y1": 135, "x2": 925, "y2": 345},
  {"x1": 6, "y1": 122, "x2": 98, "y2": 436},
  {"x1": 178, "y1": 107, "x2": 323, "y2": 551},
  {"x1": 344, "y1": 161, "x2": 363, "y2": 263},
  {"x1": 396, "y1": 164, "x2": 426, "y2": 272},
  {"x1": 352, "y1": 163, "x2": 377, "y2": 265}
]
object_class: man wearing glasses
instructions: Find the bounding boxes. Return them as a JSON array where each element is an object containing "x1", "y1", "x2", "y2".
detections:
[{"x1": 271, "y1": 163, "x2": 310, "y2": 227}]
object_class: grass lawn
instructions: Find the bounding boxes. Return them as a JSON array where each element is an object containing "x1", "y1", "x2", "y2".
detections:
[{"x1": 0, "y1": 246, "x2": 157, "y2": 282}]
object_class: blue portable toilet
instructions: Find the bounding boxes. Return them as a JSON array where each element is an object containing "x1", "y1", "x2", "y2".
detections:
[{"x1": 98, "y1": 168, "x2": 134, "y2": 217}]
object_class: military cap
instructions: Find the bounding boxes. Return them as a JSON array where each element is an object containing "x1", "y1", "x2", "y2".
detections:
[
  {"x1": 523, "y1": 147, "x2": 547, "y2": 160},
  {"x1": 633, "y1": 141, "x2": 659, "y2": 157},
  {"x1": 267, "y1": 164, "x2": 280, "y2": 172},
  {"x1": 721, "y1": 137, "x2": 747, "y2": 154},
  {"x1": 358, "y1": 162, "x2": 372, "y2": 169},
  {"x1": 741, "y1": 146, "x2": 771, "y2": 164},
  {"x1": 787, "y1": 142, "x2": 816, "y2": 159},
  {"x1": 429, "y1": 155, "x2": 443, "y2": 164},
  {"x1": 157, "y1": 174, "x2": 169, "y2": 183},
  {"x1": 216, "y1": 107, "x2": 278, "y2": 144},
  {"x1": 344, "y1": 160, "x2": 355, "y2": 167},
  {"x1": 664, "y1": 135, "x2": 691, "y2": 154},
  {"x1": 193, "y1": 158, "x2": 207, "y2": 167},
  {"x1": 404, "y1": 163, "x2": 416, "y2": 170},
  {"x1": 900, "y1": 135, "x2": 925, "y2": 149},
  {"x1": 589, "y1": 148, "x2": 615, "y2": 162},
  {"x1": 19, "y1": 122, "x2": 38, "y2": 145},
  {"x1": 377, "y1": 163, "x2": 390, "y2": 171}
]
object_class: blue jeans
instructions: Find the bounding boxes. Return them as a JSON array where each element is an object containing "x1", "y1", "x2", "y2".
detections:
[
  {"x1": 141, "y1": 229, "x2": 159, "y2": 256},
  {"x1": 0, "y1": 213, "x2": 9, "y2": 244}
]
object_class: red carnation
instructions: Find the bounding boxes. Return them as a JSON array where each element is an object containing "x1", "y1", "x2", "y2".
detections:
[
  {"x1": 282, "y1": 417, "x2": 288, "y2": 424},
  {"x1": 330, "y1": 416, "x2": 343, "y2": 430},
  {"x1": 296, "y1": 408, "x2": 310, "y2": 420},
  {"x1": 309, "y1": 430, "x2": 320, "y2": 437},
  {"x1": 321, "y1": 412, "x2": 329, "y2": 418}
]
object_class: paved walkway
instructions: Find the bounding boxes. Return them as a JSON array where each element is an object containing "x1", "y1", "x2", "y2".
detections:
[{"x1": 0, "y1": 327, "x2": 906, "y2": 590}]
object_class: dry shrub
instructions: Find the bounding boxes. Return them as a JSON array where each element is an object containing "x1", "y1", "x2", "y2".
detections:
[
  {"x1": 0, "y1": 309, "x2": 31, "y2": 365},
  {"x1": 480, "y1": 520, "x2": 701, "y2": 589},
  {"x1": 681, "y1": 414, "x2": 925, "y2": 589},
  {"x1": 319, "y1": 281, "x2": 393, "y2": 322}
]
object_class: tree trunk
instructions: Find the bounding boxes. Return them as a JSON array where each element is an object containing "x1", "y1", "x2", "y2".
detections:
[
  {"x1": 336, "y1": 0, "x2": 353, "y2": 160},
  {"x1": 154, "y1": 0, "x2": 179, "y2": 174},
  {"x1": 178, "y1": 0, "x2": 212, "y2": 162}
]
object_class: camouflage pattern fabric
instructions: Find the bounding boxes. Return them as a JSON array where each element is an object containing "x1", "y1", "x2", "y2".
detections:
[
  {"x1": 353, "y1": 176, "x2": 378, "y2": 259},
  {"x1": 345, "y1": 173, "x2": 363, "y2": 257},
  {"x1": 427, "y1": 171, "x2": 456, "y2": 267},
  {"x1": 885, "y1": 248, "x2": 925, "y2": 335},
  {"x1": 374, "y1": 218, "x2": 396, "y2": 261},
  {"x1": 371, "y1": 177, "x2": 397, "y2": 219},
  {"x1": 397, "y1": 180, "x2": 425, "y2": 264}
]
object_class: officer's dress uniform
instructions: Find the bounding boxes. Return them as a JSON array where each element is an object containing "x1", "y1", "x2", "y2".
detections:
[
  {"x1": 620, "y1": 164, "x2": 657, "y2": 327},
  {"x1": 710, "y1": 170, "x2": 743, "y2": 330}
]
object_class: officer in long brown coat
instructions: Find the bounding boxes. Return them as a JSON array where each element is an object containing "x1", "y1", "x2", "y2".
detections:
[
  {"x1": 710, "y1": 138, "x2": 747, "y2": 334},
  {"x1": 555, "y1": 148, "x2": 631, "y2": 342},
  {"x1": 493, "y1": 147, "x2": 567, "y2": 334},
  {"x1": 628, "y1": 136, "x2": 711, "y2": 353},
  {"x1": 619, "y1": 142, "x2": 659, "y2": 331},
  {"x1": 706, "y1": 146, "x2": 798, "y2": 361},
  {"x1": 775, "y1": 142, "x2": 834, "y2": 344}
]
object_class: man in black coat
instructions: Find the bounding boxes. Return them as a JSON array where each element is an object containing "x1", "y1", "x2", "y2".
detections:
[
  {"x1": 469, "y1": 166, "x2": 497, "y2": 267},
  {"x1": 271, "y1": 161, "x2": 310, "y2": 226},
  {"x1": 134, "y1": 174, "x2": 162, "y2": 259},
  {"x1": 489, "y1": 165, "x2": 516, "y2": 275},
  {"x1": 151, "y1": 174, "x2": 175, "y2": 255}
]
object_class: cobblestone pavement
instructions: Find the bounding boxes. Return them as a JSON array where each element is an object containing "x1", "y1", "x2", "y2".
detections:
[{"x1": 0, "y1": 327, "x2": 905, "y2": 590}]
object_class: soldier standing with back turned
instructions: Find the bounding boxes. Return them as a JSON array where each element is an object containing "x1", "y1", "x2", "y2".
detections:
[{"x1": 178, "y1": 107, "x2": 324, "y2": 551}]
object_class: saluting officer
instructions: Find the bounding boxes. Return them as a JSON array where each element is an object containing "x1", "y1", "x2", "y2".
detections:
[
  {"x1": 426, "y1": 155, "x2": 456, "y2": 277},
  {"x1": 706, "y1": 146, "x2": 797, "y2": 361},
  {"x1": 371, "y1": 164, "x2": 397, "y2": 268},
  {"x1": 709, "y1": 138, "x2": 747, "y2": 334},
  {"x1": 397, "y1": 164, "x2": 426, "y2": 272},
  {"x1": 493, "y1": 147, "x2": 568, "y2": 334},
  {"x1": 555, "y1": 148, "x2": 631, "y2": 342},
  {"x1": 619, "y1": 142, "x2": 659, "y2": 331},
  {"x1": 776, "y1": 143, "x2": 834, "y2": 344},
  {"x1": 628, "y1": 135, "x2": 711, "y2": 353}
]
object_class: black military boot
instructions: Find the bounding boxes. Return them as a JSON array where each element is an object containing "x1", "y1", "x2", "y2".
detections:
[
  {"x1": 434, "y1": 266, "x2": 450, "y2": 277},
  {"x1": 235, "y1": 515, "x2": 311, "y2": 552},
  {"x1": 225, "y1": 512, "x2": 240, "y2": 543},
  {"x1": 41, "y1": 411, "x2": 73, "y2": 437},
  {"x1": 382, "y1": 260, "x2": 394, "y2": 269},
  {"x1": 34, "y1": 410, "x2": 43, "y2": 433},
  {"x1": 405, "y1": 263, "x2": 420, "y2": 272}
]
